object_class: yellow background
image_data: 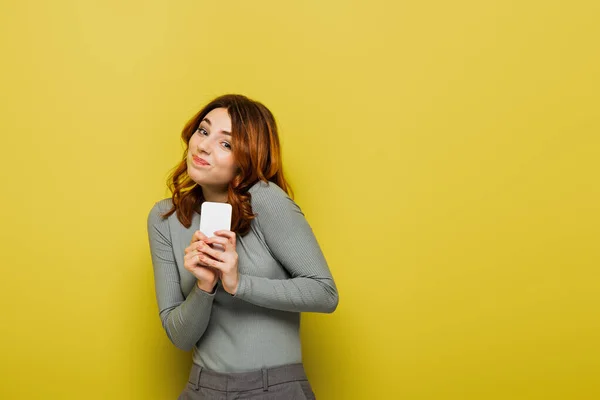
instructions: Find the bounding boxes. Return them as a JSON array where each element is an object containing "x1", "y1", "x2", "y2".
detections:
[{"x1": 1, "y1": 1, "x2": 598, "y2": 399}]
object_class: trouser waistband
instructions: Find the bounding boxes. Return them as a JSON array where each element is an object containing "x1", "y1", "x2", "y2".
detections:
[{"x1": 188, "y1": 363, "x2": 308, "y2": 392}]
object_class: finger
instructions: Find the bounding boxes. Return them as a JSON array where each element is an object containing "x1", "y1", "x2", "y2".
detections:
[
  {"x1": 185, "y1": 251, "x2": 212, "y2": 268},
  {"x1": 203, "y1": 237, "x2": 229, "y2": 253},
  {"x1": 191, "y1": 230, "x2": 208, "y2": 244},
  {"x1": 197, "y1": 252, "x2": 224, "y2": 271},
  {"x1": 213, "y1": 231, "x2": 236, "y2": 250},
  {"x1": 214, "y1": 230, "x2": 235, "y2": 242},
  {"x1": 203, "y1": 236, "x2": 228, "y2": 246},
  {"x1": 184, "y1": 252, "x2": 198, "y2": 269},
  {"x1": 198, "y1": 238, "x2": 226, "y2": 253},
  {"x1": 197, "y1": 243, "x2": 225, "y2": 262},
  {"x1": 184, "y1": 254, "x2": 196, "y2": 272},
  {"x1": 184, "y1": 244, "x2": 199, "y2": 255}
]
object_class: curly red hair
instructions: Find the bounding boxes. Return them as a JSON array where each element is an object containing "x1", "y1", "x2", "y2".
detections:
[{"x1": 161, "y1": 94, "x2": 292, "y2": 236}]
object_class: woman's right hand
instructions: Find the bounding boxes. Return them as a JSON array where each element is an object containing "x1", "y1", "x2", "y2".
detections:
[{"x1": 184, "y1": 231, "x2": 218, "y2": 292}]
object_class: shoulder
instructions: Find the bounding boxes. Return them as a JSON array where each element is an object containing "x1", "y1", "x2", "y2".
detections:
[
  {"x1": 248, "y1": 180, "x2": 302, "y2": 217},
  {"x1": 147, "y1": 198, "x2": 173, "y2": 227},
  {"x1": 248, "y1": 180, "x2": 288, "y2": 201},
  {"x1": 248, "y1": 180, "x2": 292, "y2": 209}
]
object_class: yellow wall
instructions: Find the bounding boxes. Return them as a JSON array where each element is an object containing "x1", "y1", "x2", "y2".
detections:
[{"x1": 1, "y1": 1, "x2": 598, "y2": 399}]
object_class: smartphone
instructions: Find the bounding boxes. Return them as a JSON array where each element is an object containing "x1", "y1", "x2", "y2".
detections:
[{"x1": 199, "y1": 202, "x2": 232, "y2": 251}]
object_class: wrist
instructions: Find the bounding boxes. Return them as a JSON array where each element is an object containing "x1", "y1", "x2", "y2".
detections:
[
  {"x1": 197, "y1": 280, "x2": 216, "y2": 294},
  {"x1": 230, "y1": 277, "x2": 240, "y2": 296}
]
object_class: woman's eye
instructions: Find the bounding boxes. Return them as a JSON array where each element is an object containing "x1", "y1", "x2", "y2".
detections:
[
  {"x1": 197, "y1": 128, "x2": 208, "y2": 136},
  {"x1": 222, "y1": 142, "x2": 232, "y2": 150}
]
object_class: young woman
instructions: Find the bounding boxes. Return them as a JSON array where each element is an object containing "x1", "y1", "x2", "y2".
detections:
[{"x1": 147, "y1": 94, "x2": 339, "y2": 399}]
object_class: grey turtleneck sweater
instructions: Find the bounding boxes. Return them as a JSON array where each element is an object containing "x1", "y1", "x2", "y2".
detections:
[{"x1": 147, "y1": 180, "x2": 339, "y2": 373}]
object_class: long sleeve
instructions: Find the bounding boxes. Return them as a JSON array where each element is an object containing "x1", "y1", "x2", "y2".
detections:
[
  {"x1": 147, "y1": 200, "x2": 215, "y2": 351},
  {"x1": 233, "y1": 182, "x2": 339, "y2": 313}
]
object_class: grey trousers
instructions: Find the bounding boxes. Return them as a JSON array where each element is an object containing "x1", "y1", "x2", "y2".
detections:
[{"x1": 178, "y1": 363, "x2": 316, "y2": 400}]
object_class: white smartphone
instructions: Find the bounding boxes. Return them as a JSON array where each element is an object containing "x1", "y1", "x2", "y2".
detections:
[{"x1": 199, "y1": 202, "x2": 232, "y2": 251}]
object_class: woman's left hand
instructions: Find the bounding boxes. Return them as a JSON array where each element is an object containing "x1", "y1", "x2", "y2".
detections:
[{"x1": 196, "y1": 230, "x2": 239, "y2": 295}]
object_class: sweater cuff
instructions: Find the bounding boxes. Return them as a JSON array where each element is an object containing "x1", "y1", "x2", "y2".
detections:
[
  {"x1": 192, "y1": 282, "x2": 217, "y2": 298},
  {"x1": 233, "y1": 274, "x2": 248, "y2": 298}
]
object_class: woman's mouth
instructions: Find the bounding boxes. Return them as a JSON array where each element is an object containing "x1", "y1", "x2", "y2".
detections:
[{"x1": 193, "y1": 155, "x2": 210, "y2": 166}]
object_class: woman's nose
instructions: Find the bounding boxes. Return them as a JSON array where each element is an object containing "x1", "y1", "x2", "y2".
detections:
[{"x1": 197, "y1": 138, "x2": 212, "y2": 154}]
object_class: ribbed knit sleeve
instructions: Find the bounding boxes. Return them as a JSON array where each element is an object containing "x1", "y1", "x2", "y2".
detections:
[
  {"x1": 233, "y1": 182, "x2": 339, "y2": 313},
  {"x1": 147, "y1": 200, "x2": 216, "y2": 351}
]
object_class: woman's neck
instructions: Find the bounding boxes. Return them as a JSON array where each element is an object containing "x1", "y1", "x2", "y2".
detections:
[{"x1": 201, "y1": 185, "x2": 228, "y2": 203}]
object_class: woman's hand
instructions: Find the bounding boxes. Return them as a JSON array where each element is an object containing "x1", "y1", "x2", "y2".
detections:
[
  {"x1": 196, "y1": 230, "x2": 239, "y2": 295},
  {"x1": 184, "y1": 231, "x2": 218, "y2": 293}
]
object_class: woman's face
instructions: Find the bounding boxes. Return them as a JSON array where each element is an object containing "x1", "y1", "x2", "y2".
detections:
[{"x1": 187, "y1": 107, "x2": 237, "y2": 191}]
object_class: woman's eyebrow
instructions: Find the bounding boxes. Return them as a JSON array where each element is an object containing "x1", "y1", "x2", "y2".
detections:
[{"x1": 201, "y1": 118, "x2": 231, "y2": 135}]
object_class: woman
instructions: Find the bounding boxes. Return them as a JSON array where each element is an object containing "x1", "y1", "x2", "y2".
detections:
[{"x1": 147, "y1": 94, "x2": 339, "y2": 399}]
